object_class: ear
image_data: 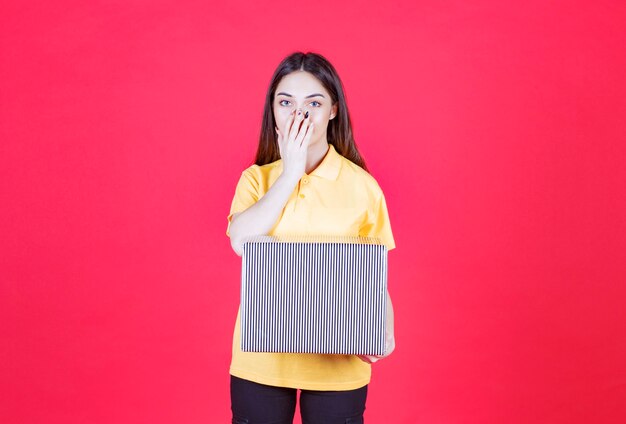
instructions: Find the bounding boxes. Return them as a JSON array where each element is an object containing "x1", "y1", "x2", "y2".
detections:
[{"x1": 330, "y1": 103, "x2": 338, "y2": 120}]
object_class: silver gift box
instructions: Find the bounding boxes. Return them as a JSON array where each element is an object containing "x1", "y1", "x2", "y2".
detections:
[{"x1": 240, "y1": 235, "x2": 388, "y2": 355}]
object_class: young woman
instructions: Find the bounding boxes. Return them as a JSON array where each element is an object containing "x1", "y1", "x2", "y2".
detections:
[{"x1": 226, "y1": 51, "x2": 396, "y2": 424}]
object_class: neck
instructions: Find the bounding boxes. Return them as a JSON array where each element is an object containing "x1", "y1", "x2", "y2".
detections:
[{"x1": 305, "y1": 141, "x2": 330, "y2": 174}]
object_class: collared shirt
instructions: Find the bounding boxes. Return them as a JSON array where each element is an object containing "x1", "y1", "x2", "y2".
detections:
[{"x1": 226, "y1": 143, "x2": 396, "y2": 390}]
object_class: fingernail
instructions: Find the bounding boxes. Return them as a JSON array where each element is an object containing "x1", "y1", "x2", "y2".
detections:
[
  {"x1": 297, "y1": 110, "x2": 302, "y2": 116},
  {"x1": 304, "y1": 111, "x2": 309, "y2": 118}
]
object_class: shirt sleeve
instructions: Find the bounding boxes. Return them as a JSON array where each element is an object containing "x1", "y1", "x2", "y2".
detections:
[
  {"x1": 226, "y1": 168, "x2": 260, "y2": 238},
  {"x1": 359, "y1": 192, "x2": 396, "y2": 251}
]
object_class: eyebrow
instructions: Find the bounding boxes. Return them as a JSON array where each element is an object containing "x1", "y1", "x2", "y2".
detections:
[{"x1": 276, "y1": 92, "x2": 326, "y2": 99}]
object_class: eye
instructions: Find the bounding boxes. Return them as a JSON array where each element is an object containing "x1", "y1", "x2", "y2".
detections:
[
  {"x1": 310, "y1": 101, "x2": 322, "y2": 107},
  {"x1": 278, "y1": 100, "x2": 291, "y2": 106}
]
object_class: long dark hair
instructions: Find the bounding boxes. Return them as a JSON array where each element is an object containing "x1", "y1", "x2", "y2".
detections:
[{"x1": 254, "y1": 51, "x2": 368, "y2": 172}]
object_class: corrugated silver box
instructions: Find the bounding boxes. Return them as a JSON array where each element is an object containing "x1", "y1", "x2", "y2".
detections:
[{"x1": 240, "y1": 235, "x2": 388, "y2": 355}]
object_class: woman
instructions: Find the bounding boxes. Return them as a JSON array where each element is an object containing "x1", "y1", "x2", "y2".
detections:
[{"x1": 226, "y1": 51, "x2": 396, "y2": 424}]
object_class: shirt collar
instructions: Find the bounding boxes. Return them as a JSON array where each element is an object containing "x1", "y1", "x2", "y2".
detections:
[{"x1": 309, "y1": 143, "x2": 342, "y2": 180}]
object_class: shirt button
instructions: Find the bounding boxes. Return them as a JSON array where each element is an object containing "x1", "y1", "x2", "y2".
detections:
[
  {"x1": 299, "y1": 193, "x2": 305, "y2": 198},
  {"x1": 302, "y1": 177, "x2": 309, "y2": 184}
]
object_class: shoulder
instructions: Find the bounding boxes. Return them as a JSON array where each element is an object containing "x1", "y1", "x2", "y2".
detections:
[
  {"x1": 235, "y1": 159, "x2": 283, "y2": 194},
  {"x1": 239, "y1": 159, "x2": 282, "y2": 181},
  {"x1": 337, "y1": 155, "x2": 384, "y2": 198}
]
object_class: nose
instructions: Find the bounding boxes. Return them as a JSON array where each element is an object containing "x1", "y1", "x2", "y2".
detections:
[{"x1": 296, "y1": 106, "x2": 311, "y2": 115}]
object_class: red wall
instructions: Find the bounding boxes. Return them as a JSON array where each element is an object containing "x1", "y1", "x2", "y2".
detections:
[{"x1": 2, "y1": 1, "x2": 625, "y2": 423}]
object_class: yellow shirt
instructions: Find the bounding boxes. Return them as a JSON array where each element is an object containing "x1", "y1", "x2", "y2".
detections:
[{"x1": 225, "y1": 143, "x2": 396, "y2": 390}]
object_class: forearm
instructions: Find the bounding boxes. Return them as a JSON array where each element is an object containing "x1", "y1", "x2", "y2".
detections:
[{"x1": 229, "y1": 173, "x2": 300, "y2": 256}]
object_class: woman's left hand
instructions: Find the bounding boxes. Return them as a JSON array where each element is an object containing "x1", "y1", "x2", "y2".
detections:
[
  {"x1": 359, "y1": 289, "x2": 395, "y2": 364},
  {"x1": 357, "y1": 332, "x2": 395, "y2": 364}
]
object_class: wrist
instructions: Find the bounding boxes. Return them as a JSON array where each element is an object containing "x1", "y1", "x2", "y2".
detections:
[{"x1": 279, "y1": 170, "x2": 303, "y2": 186}]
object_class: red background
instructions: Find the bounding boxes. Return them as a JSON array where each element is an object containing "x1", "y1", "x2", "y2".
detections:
[{"x1": 2, "y1": 1, "x2": 625, "y2": 423}]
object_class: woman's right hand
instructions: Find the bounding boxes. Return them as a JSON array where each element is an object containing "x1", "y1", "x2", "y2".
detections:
[{"x1": 275, "y1": 109, "x2": 314, "y2": 181}]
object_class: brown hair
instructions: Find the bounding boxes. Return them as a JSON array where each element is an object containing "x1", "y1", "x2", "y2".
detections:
[{"x1": 254, "y1": 51, "x2": 368, "y2": 172}]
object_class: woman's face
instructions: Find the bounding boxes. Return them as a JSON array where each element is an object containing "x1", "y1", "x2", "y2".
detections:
[{"x1": 273, "y1": 71, "x2": 338, "y2": 149}]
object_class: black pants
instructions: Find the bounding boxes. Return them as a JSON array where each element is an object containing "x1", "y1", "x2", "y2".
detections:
[{"x1": 230, "y1": 375, "x2": 368, "y2": 424}]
